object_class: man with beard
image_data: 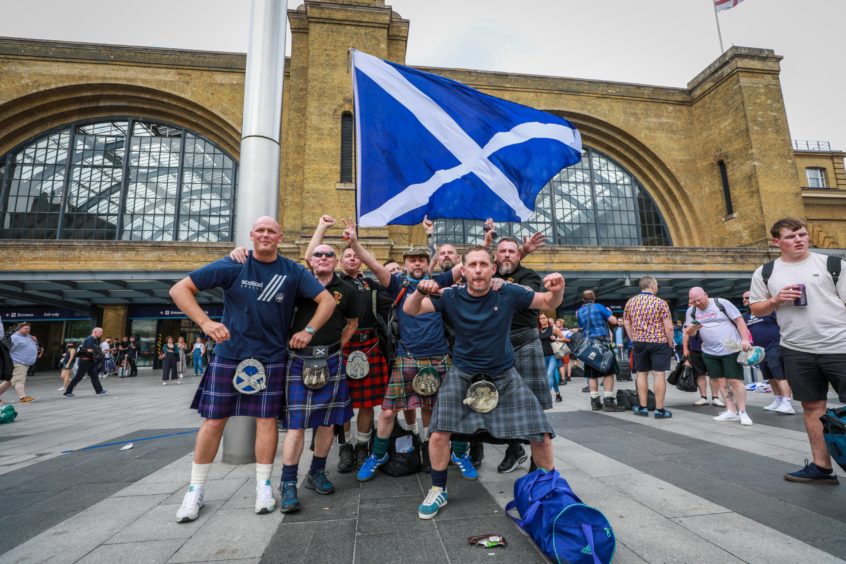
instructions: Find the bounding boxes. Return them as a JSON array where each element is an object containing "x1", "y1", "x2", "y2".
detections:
[
  {"x1": 304, "y1": 215, "x2": 393, "y2": 473},
  {"x1": 343, "y1": 220, "x2": 480, "y2": 482},
  {"x1": 405, "y1": 247, "x2": 564, "y2": 519}
]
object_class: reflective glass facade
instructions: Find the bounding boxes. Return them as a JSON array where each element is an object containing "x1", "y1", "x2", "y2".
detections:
[
  {"x1": 0, "y1": 119, "x2": 237, "y2": 241},
  {"x1": 434, "y1": 148, "x2": 671, "y2": 247}
]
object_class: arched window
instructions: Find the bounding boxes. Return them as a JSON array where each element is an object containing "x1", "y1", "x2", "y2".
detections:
[
  {"x1": 340, "y1": 112, "x2": 354, "y2": 184},
  {"x1": 0, "y1": 118, "x2": 237, "y2": 241},
  {"x1": 433, "y1": 147, "x2": 671, "y2": 246}
]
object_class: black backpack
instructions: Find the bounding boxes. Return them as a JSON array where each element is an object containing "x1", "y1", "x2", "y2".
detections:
[
  {"x1": 760, "y1": 255, "x2": 841, "y2": 287},
  {"x1": 616, "y1": 389, "x2": 656, "y2": 411},
  {"x1": 379, "y1": 423, "x2": 422, "y2": 477}
]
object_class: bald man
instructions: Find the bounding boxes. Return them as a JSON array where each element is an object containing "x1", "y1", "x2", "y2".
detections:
[{"x1": 169, "y1": 216, "x2": 335, "y2": 523}]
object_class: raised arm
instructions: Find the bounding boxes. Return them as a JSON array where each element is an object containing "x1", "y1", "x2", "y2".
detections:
[
  {"x1": 529, "y1": 273, "x2": 565, "y2": 311},
  {"x1": 170, "y1": 277, "x2": 231, "y2": 343},
  {"x1": 343, "y1": 218, "x2": 391, "y2": 287},
  {"x1": 402, "y1": 279, "x2": 439, "y2": 316},
  {"x1": 423, "y1": 216, "x2": 436, "y2": 275},
  {"x1": 304, "y1": 215, "x2": 336, "y2": 261}
]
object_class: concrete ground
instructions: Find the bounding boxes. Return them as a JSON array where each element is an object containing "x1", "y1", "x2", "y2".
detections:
[{"x1": 0, "y1": 368, "x2": 843, "y2": 563}]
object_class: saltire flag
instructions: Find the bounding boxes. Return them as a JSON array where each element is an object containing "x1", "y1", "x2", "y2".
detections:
[
  {"x1": 715, "y1": 0, "x2": 744, "y2": 11},
  {"x1": 351, "y1": 49, "x2": 582, "y2": 227}
]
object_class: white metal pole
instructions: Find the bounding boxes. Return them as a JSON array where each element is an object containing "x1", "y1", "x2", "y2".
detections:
[{"x1": 713, "y1": 1, "x2": 725, "y2": 53}]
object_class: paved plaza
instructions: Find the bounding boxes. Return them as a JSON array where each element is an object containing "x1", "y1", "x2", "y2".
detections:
[{"x1": 0, "y1": 369, "x2": 843, "y2": 564}]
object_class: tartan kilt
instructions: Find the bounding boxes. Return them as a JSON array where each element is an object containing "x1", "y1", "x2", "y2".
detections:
[
  {"x1": 343, "y1": 335, "x2": 389, "y2": 408},
  {"x1": 430, "y1": 365, "x2": 554, "y2": 443},
  {"x1": 283, "y1": 350, "x2": 353, "y2": 430},
  {"x1": 515, "y1": 339, "x2": 553, "y2": 410},
  {"x1": 382, "y1": 353, "x2": 450, "y2": 411},
  {"x1": 190, "y1": 356, "x2": 285, "y2": 420}
]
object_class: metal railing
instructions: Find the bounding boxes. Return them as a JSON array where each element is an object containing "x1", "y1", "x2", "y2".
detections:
[{"x1": 793, "y1": 140, "x2": 832, "y2": 151}]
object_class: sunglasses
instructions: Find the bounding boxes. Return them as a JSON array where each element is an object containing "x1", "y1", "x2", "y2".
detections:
[{"x1": 312, "y1": 251, "x2": 335, "y2": 258}]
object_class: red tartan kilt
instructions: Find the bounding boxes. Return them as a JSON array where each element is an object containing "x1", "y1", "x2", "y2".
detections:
[{"x1": 343, "y1": 336, "x2": 389, "y2": 408}]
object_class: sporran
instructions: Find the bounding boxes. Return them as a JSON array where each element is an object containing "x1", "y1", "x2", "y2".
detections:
[
  {"x1": 412, "y1": 366, "x2": 441, "y2": 396},
  {"x1": 463, "y1": 375, "x2": 499, "y2": 413},
  {"x1": 302, "y1": 357, "x2": 329, "y2": 389},
  {"x1": 232, "y1": 358, "x2": 267, "y2": 395},
  {"x1": 346, "y1": 350, "x2": 370, "y2": 380}
]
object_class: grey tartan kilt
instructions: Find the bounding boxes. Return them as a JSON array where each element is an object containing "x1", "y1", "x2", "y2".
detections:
[
  {"x1": 430, "y1": 364, "x2": 555, "y2": 443},
  {"x1": 515, "y1": 338, "x2": 553, "y2": 410}
]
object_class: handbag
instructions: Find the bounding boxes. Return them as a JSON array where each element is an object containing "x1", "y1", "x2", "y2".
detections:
[
  {"x1": 667, "y1": 356, "x2": 687, "y2": 386},
  {"x1": 675, "y1": 362, "x2": 698, "y2": 393},
  {"x1": 551, "y1": 341, "x2": 570, "y2": 360}
]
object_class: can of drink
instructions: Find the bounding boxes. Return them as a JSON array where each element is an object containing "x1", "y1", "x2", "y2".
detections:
[{"x1": 794, "y1": 284, "x2": 808, "y2": 307}]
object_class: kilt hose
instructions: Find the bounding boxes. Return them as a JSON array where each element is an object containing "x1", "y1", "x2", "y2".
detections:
[
  {"x1": 515, "y1": 338, "x2": 553, "y2": 410},
  {"x1": 343, "y1": 334, "x2": 390, "y2": 408},
  {"x1": 430, "y1": 365, "x2": 555, "y2": 444},
  {"x1": 382, "y1": 353, "x2": 450, "y2": 412},
  {"x1": 190, "y1": 356, "x2": 285, "y2": 420},
  {"x1": 283, "y1": 350, "x2": 353, "y2": 430}
]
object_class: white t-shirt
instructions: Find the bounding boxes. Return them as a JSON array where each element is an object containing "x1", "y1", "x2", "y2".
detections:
[
  {"x1": 101, "y1": 341, "x2": 111, "y2": 358},
  {"x1": 684, "y1": 298, "x2": 743, "y2": 356},
  {"x1": 749, "y1": 253, "x2": 846, "y2": 353}
]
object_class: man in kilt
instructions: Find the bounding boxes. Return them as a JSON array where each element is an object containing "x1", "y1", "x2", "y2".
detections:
[
  {"x1": 342, "y1": 221, "x2": 479, "y2": 482},
  {"x1": 405, "y1": 246, "x2": 564, "y2": 519},
  {"x1": 169, "y1": 216, "x2": 334, "y2": 523},
  {"x1": 278, "y1": 242, "x2": 360, "y2": 513},
  {"x1": 304, "y1": 215, "x2": 393, "y2": 473}
]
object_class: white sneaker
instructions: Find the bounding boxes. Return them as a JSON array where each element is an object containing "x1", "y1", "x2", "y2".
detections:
[
  {"x1": 693, "y1": 397, "x2": 710, "y2": 406},
  {"x1": 713, "y1": 410, "x2": 741, "y2": 422},
  {"x1": 763, "y1": 397, "x2": 782, "y2": 411},
  {"x1": 775, "y1": 398, "x2": 796, "y2": 415},
  {"x1": 255, "y1": 480, "x2": 276, "y2": 514},
  {"x1": 740, "y1": 412, "x2": 753, "y2": 426},
  {"x1": 712, "y1": 398, "x2": 726, "y2": 407},
  {"x1": 162, "y1": 381, "x2": 168, "y2": 386},
  {"x1": 175, "y1": 485, "x2": 205, "y2": 523}
]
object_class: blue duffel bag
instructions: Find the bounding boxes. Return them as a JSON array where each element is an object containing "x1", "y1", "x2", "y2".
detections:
[
  {"x1": 821, "y1": 406, "x2": 846, "y2": 473},
  {"x1": 506, "y1": 469, "x2": 615, "y2": 564}
]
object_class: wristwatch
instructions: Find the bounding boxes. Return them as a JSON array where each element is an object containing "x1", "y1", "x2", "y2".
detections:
[{"x1": 305, "y1": 325, "x2": 315, "y2": 335}]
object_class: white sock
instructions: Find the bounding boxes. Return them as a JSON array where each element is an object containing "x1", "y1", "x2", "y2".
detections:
[
  {"x1": 256, "y1": 463, "x2": 273, "y2": 486},
  {"x1": 603, "y1": 392, "x2": 614, "y2": 399},
  {"x1": 782, "y1": 396, "x2": 792, "y2": 402},
  {"x1": 422, "y1": 426, "x2": 429, "y2": 441},
  {"x1": 190, "y1": 463, "x2": 211, "y2": 488},
  {"x1": 356, "y1": 430, "x2": 371, "y2": 445}
]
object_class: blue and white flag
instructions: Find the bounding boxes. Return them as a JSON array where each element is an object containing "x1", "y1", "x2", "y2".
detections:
[{"x1": 351, "y1": 49, "x2": 582, "y2": 227}]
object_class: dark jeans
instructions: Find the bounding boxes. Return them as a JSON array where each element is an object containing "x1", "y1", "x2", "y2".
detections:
[
  {"x1": 126, "y1": 355, "x2": 137, "y2": 376},
  {"x1": 66, "y1": 359, "x2": 104, "y2": 395},
  {"x1": 162, "y1": 356, "x2": 178, "y2": 381}
]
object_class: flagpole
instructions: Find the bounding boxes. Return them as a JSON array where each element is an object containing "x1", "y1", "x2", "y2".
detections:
[{"x1": 712, "y1": 1, "x2": 725, "y2": 53}]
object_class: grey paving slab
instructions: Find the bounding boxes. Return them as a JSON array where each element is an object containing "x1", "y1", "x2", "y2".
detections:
[
  {"x1": 76, "y1": 539, "x2": 186, "y2": 564},
  {"x1": 435, "y1": 514, "x2": 547, "y2": 563},
  {"x1": 278, "y1": 474, "x2": 361, "y2": 523},
  {"x1": 358, "y1": 471, "x2": 424, "y2": 499},
  {"x1": 168, "y1": 508, "x2": 283, "y2": 563},
  {"x1": 673, "y1": 402, "x2": 807, "y2": 432},
  {"x1": 259, "y1": 518, "x2": 356, "y2": 564},
  {"x1": 599, "y1": 472, "x2": 731, "y2": 519},
  {"x1": 161, "y1": 478, "x2": 247, "y2": 504},
  {"x1": 611, "y1": 541, "x2": 650, "y2": 564},
  {"x1": 356, "y1": 495, "x2": 433, "y2": 535},
  {"x1": 106, "y1": 500, "x2": 224, "y2": 544},
  {"x1": 354, "y1": 524, "x2": 449, "y2": 564}
]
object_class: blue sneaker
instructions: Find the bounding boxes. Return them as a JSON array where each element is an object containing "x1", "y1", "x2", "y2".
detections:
[
  {"x1": 418, "y1": 487, "x2": 448, "y2": 519},
  {"x1": 784, "y1": 460, "x2": 839, "y2": 484},
  {"x1": 632, "y1": 406, "x2": 649, "y2": 417},
  {"x1": 451, "y1": 452, "x2": 479, "y2": 480},
  {"x1": 356, "y1": 452, "x2": 388, "y2": 482},
  {"x1": 653, "y1": 409, "x2": 672, "y2": 419},
  {"x1": 305, "y1": 470, "x2": 335, "y2": 495},
  {"x1": 279, "y1": 480, "x2": 301, "y2": 513}
]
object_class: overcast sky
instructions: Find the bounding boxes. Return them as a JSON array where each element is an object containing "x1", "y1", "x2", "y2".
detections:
[{"x1": 2, "y1": 0, "x2": 844, "y2": 151}]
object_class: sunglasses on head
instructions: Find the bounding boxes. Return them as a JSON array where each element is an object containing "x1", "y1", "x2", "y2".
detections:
[{"x1": 312, "y1": 251, "x2": 335, "y2": 258}]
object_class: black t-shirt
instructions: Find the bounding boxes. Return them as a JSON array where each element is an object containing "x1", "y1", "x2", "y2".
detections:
[
  {"x1": 494, "y1": 264, "x2": 543, "y2": 331},
  {"x1": 539, "y1": 326, "x2": 554, "y2": 356},
  {"x1": 340, "y1": 273, "x2": 391, "y2": 331},
  {"x1": 292, "y1": 274, "x2": 362, "y2": 346}
]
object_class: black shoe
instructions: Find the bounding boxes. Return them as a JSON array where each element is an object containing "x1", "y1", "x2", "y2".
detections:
[
  {"x1": 555, "y1": 393, "x2": 563, "y2": 402},
  {"x1": 469, "y1": 442, "x2": 484, "y2": 470},
  {"x1": 603, "y1": 397, "x2": 625, "y2": 412},
  {"x1": 337, "y1": 443, "x2": 355, "y2": 474},
  {"x1": 581, "y1": 386, "x2": 590, "y2": 393},
  {"x1": 421, "y1": 440, "x2": 431, "y2": 473},
  {"x1": 354, "y1": 443, "x2": 368, "y2": 469},
  {"x1": 497, "y1": 444, "x2": 527, "y2": 473},
  {"x1": 591, "y1": 397, "x2": 603, "y2": 411}
]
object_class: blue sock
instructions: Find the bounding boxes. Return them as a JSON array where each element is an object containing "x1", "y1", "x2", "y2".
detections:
[
  {"x1": 309, "y1": 456, "x2": 327, "y2": 475},
  {"x1": 281, "y1": 464, "x2": 297, "y2": 484},
  {"x1": 431, "y1": 468, "x2": 448, "y2": 489}
]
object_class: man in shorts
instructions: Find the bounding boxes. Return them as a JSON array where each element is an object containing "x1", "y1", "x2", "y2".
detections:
[
  {"x1": 169, "y1": 216, "x2": 335, "y2": 522},
  {"x1": 685, "y1": 287, "x2": 753, "y2": 426},
  {"x1": 577, "y1": 290, "x2": 625, "y2": 412},
  {"x1": 749, "y1": 217, "x2": 846, "y2": 484}
]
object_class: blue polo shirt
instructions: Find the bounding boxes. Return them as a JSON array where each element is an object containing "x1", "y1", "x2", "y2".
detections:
[
  {"x1": 743, "y1": 312, "x2": 780, "y2": 349},
  {"x1": 433, "y1": 284, "x2": 535, "y2": 374},
  {"x1": 577, "y1": 302, "x2": 613, "y2": 339},
  {"x1": 189, "y1": 255, "x2": 324, "y2": 363},
  {"x1": 388, "y1": 270, "x2": 454, "y2": 358}
]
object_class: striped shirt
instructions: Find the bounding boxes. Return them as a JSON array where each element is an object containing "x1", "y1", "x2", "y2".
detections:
[{"x1": 623, "y1": 292, "x2": 671, "y2": 343}]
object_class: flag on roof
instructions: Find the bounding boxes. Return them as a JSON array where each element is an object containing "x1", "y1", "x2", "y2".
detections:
[
  {"x1": 351, "y1": 49, "x2": 582, "y2": 227},
  {"x1": 715, "y1": 0, "x2": 744, "y2": 11}
]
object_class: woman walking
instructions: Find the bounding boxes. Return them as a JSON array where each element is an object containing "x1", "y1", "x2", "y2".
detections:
[
  {"x1": 58, "y1": 342, "x2": 76, "y2": 392},
  {"x1": 160, "y1": 336, "x2": 180, "y2": 385},
  {"x1": 192, "y1": 337, "x2": 205, "y2": 377},
  {"x1": 539, "y1": 314, "x2": 563, "y2": 403}
]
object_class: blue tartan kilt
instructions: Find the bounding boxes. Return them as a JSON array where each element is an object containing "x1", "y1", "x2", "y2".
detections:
[
  {"x1": 282, "y1": 350, "x2": 353, "y2": 430},
  {"x1": 190, "y1": 356, "x2": 285, "y2": 420}
]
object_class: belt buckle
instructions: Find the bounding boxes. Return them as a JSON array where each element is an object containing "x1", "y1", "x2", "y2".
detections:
[{"x1": 313, "y1": 346, "x2": 328, "y2": 358}]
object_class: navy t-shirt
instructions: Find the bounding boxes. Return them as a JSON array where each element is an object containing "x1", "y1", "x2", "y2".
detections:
[
  {"x1": 388, "y1": 270, "x2": 454, "y2": 357},
  {"x1": 577, "y1": 303, "x2": 613, "y2": 339},
  {"x1": 743, "y1": 312, "x2": 780, "y2": 348},
  {"x1": 433, "y1": 283, "x2": 535, "y2": 374},
  {"x1": 189, "y1": 255, "x2": 324, "y2": 363}
]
